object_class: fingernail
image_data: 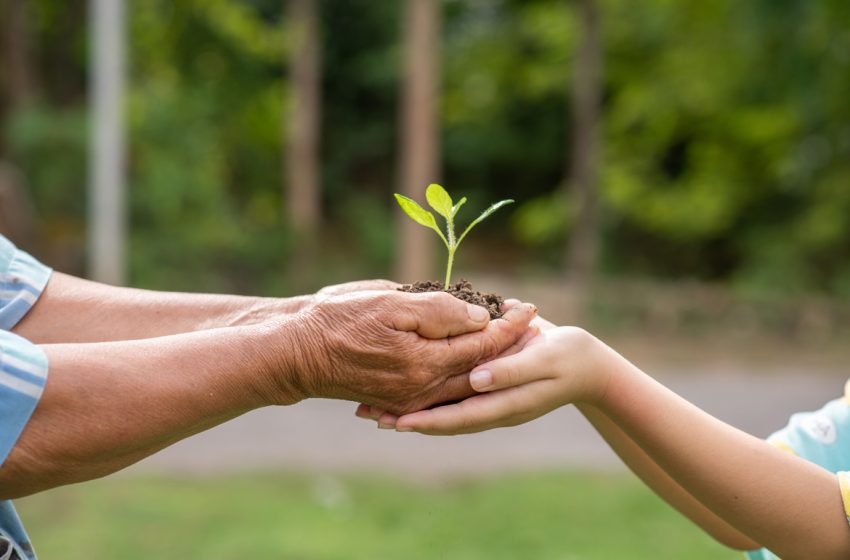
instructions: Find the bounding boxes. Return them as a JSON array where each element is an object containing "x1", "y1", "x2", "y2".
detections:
[
  {"x1": 378, "y1": 422, "x2": 395, "y2": 430},
  {"x1": 501, "y1": 298, "x2": 522, "y2": 312},
  {"x1": 470, "y1": 370, "x2": 493, "y2": 391},
  {"x1": 396, "y1": 426, "x2": 413, "y2": 432},
  {"x1": 467, "y1": 304, "x2": 489, "y2": 322}
]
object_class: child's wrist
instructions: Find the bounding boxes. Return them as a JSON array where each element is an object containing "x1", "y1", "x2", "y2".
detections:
[
  {"x1": 578, "y1": 334, "x2": 619, "y2": 407},
  {"x1": 586, "y1": 345, "x2": 644, "y2": 414},
  {"x1": 547, "y1": 327, "x2": 616, "y2": 407}
]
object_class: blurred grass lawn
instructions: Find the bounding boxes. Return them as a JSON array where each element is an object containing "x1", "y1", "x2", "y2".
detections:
[{"x1": 17, "y1": 471, "x2": 740, "y2": 560}]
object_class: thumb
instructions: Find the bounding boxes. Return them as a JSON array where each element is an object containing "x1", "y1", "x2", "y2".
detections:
[
  {"x1": 439, "y1": 302, "x2": 538, "y2": 370},
  {"x1": 392, "y1": 291, "x2": 490, "y2": 339},
  {"x1": 468, "y1": 340, "x2": 548, "y2": 392}
]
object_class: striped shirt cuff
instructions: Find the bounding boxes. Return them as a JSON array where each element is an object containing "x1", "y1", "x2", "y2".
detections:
[
  {"x1": 0, "y1": 331, "x2": 47, "y2": 465},
  {"x1": 0, "y1": 240, "x2": 52, "y2": 331}
]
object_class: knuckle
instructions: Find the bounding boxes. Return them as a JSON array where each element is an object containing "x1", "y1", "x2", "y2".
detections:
[
  {"x1": 425, "y1": 291, "x2": 459, "y2": 312},
  {"x1": 503, "y1": 366, "x2": 520, "y2": 387},
  {"x1": 370, "y1": 292, "x2": 397, "y2": 311},
  {"x1": 557, "y1": 326, "x2": 594, "y2": 348},
  {"x1": 394, "y1": 402, "x2": 419, "y2": 416},
  {"x1": 480, "y1": 331, "x2": 502, "y2": 359},
  {"x1": 457, "y1": 418, "x2": 474, "y2": 432},
  {"x1": 409, "y1": 368, "x2": 432, "y2": 387}
]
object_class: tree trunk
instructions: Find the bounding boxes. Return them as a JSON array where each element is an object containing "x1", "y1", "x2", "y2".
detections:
[
  {"x1": 1, "y1": 0, "x2": 36, "y2": 109},
  {"x1": 396, "y1": 0, "x2": 441, "y2": 283},
  {"x1": 0, "y1": 163, "x2": 35, "y2": 249},
  {"x1": 285, "y1": 0, "x2": 321, "y2": 236},
  {"x1": 1, "y1": 0, "x2": 37, "y2": 151},
  {"x1": 565, "y1": 0, "x2": 603, "y2": 317},
  {"x1": 88, "y1": 0, "x2": 127, "y2": 286}
]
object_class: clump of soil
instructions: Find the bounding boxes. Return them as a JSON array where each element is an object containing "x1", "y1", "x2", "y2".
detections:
[{"x1": 398, "y1": 279, "x2": 505, "y2": 319}]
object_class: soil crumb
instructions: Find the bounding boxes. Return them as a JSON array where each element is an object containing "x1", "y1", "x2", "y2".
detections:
[{"x1": 398, "y1": 279, "x2": 505, "y2": 319}]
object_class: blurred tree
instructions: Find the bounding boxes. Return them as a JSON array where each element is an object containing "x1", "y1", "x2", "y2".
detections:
[
  {"x1": 285, "y1": 0, "x2": 321, "y2": 235},
  {"x1": 0, "y1": 163, "x2": 34, "y2": 247},
  {"x1": 2, "y1": 0, "x2": 849, "y2": 299},
  {"x1": 396, "y1": 0, "x2": 441, "y2": 283},
  {"x1": 1, "y1": 0, "x2": 37, "y2": 112},
  {"x1": 89, "y1": 0, "x2": 128, "y2": 286},
  {"x1": 565, "y1": 0, "x2": 603, "y2": 312},
  {"x1": 127, "y1": 0, "x2": 291, "y2": 292},
  {"x1": 0, "y1": 0, "x2": 37, "y2": 244}
]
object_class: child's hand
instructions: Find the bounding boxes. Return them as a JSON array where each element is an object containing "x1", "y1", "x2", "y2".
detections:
[{"x1": 382, "y1": 321, "x2": 612, "y2": 435}]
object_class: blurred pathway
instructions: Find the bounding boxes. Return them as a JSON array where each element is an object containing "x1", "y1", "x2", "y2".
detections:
[{"x1": 123, "y1": 366, "x2": 848, "y2": 478}]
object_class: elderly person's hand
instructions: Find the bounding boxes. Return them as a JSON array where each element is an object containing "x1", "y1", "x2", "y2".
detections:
[
  {"x1": 313, "y1": 279, "x2": 400, "y2": 301},
  {"x1": 261, "y1": 290, "x2": 537, "y2": 415}
]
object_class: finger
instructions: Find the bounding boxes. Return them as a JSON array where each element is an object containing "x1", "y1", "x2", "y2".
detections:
[
  {"x1": 491, "y1": 326, "x2": 541, "y2": 360},
  {"x1": 468, "y1": 342, "x2": 549, "y2": 392},
  {"x1": 368, "y1": 405, "x2": 386, "y2": 420},
  {"x1": 531, "y1": 316, "x2": 557, "y2": 331},
  {"x1": 377, "y1": 411, "x2": 399, "y2": 429},
  {"x1": 392, "y1": 291, "x2": 491, "y2": 339},
  {"x1": 319, "y1": 279, "x2": 400, "y2": 297},
  {"x1": 350, "y1": 279, "x2": 399, "y2": 292},
  {"x1": 395, "y1": 382, "x2": 550, "y2": 435},
  {"x1": 439, "y1": 303, "x2": 537, "y2": 369},
  {"x1": 501, "y1": 298, "x2": 522, "y2": 312},
  {"x1": 427, "y1": 371, "x2": 476, "y2": 406},
  {"x1": 354, "y1": 404, "x2": 385, "y2": 420},
  {"x1": 355, "y1": 403, "x2": 372, "y2": 419}
]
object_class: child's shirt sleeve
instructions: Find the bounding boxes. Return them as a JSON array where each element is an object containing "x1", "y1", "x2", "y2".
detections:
[{"x1": 745, "y1": 380, "x2": 850, "y2": 560}]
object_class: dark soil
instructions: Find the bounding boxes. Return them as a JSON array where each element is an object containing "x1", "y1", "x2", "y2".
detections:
[{"x1": 398, "y1": 279, "x2": 505, "y2": 319}]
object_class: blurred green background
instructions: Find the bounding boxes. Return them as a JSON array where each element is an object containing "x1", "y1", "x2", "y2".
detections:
[
  {"x1": 4, "y1": 0, "x2": 850, "y2": 301},
  {"x1": 17, "y1": 471, "x2": 737, "y2": 559},
  {"x1": 2, "y1": 0, "x2": 849, "y2": 558}
]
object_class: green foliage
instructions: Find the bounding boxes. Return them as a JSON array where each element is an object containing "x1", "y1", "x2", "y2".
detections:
[
  {"x1": 396, "y1": 184, "x2": 513, "y2": 287},
  {"x1": 511, "y1": 192, "x2": 572, "y2": 247},
  {"x1": 126, "y1": 0, "x2": 291, "y2": 292},
  {"x1": 5, "y1": 0, "x2": 850, "y2": 297},
  {"x1": 4, "y1": 104, "x2": 88, "y2": 261}
]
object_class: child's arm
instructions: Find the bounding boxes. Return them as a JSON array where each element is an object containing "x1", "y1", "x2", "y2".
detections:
[
  {"x1": 367, "y1": 318, "x2": 757, "y2": 549},
  {"x1": 578, "y1": 403, "x2": 759, "y2": 550},
  {"x1": 391, "y1": 326, "x2": 850, "y2": 560}
]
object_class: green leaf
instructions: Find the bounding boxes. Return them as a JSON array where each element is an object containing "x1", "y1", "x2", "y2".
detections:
[
  {"x1": 394, "y1": 193, "x2": 438, "y2": 228},
  {"x1": 425, "y1": 183, "x2": 453, "y2": 219},
  {"x1": 394, "y1": 193, "x2": 449, "y2": 247},
  {"x1": 451, "y1": 197, "x2": 467, "y2": 217},
  {"x1": 457, "y1": 199, "x2": 515, "y2": 245}
]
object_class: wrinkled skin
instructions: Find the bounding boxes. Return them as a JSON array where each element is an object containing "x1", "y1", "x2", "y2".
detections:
[
  {"x1": 313, "y1": 279, "x2": 400, "y2": 301},
  {"x1": 283, "y1": 290, "x2": 537, "y2": 415}
]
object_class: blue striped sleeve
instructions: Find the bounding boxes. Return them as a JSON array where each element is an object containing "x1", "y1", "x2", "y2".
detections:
[
  {"x1": 0, "y1": 235, "x2": 52, "y2": 466},
  {"x1": 0, "y1": 330, "x2": 47, "y2": 465},
  {"x1": 0, "y1": 236, "x2": 52, "y2": 331}
]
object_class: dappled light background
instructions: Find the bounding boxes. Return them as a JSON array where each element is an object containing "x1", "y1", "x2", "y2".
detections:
[
  {"x1": 3, "y1": 1, "x2": 850, "y2": 347},
  {"x1": 2, "y1": 1, "x2": 850, "y2": 558}
]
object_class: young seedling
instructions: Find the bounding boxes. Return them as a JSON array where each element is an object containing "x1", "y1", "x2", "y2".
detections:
[{"x1": 395, "y1": 184, "x2": 514, "y2": 290}]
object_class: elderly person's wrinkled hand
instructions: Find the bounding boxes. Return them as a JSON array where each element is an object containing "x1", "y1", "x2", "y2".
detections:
[{"x1": 259, "y1": 290, "x2": 537, "y2": 415}]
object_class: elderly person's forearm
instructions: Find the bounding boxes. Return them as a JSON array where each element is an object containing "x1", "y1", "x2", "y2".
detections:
[
  {"x1": 0, "y1": 292, "x2": 535, "y2": 499},
  {"x1": 12, "y1": 272, "x2": 314, "y2": 344},
  {"x1": 0, "y1": 322, "x2": 299, "y2": 499}
]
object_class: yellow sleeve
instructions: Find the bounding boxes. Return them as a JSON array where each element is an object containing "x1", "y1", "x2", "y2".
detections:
[{"x1": 838, "y1": 472, "x2": 850, "y2": 524}]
